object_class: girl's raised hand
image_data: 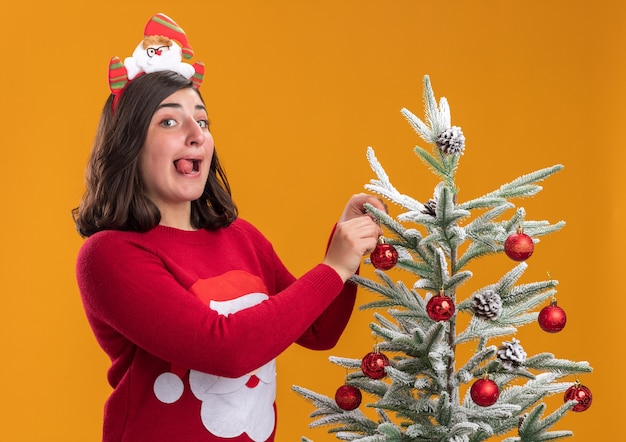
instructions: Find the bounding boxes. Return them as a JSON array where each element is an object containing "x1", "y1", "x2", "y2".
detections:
[{"x1": 323, "y1": 194, "x2": 387, "y2": 282}]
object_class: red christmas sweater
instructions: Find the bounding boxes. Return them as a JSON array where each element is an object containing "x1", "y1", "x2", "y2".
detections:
[{"x1": 76, "y1": 218, "x2": 356, "y2": 442}]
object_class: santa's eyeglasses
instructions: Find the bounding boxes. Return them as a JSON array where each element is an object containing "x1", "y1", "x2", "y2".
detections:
[{"x1": 146, "y1": 46, "x2": 171, "y2": 57}]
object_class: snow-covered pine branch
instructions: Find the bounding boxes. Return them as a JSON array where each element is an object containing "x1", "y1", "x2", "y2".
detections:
[
  {"x1": 502, "y1": 401, "x2": 575, "y2": 442},
  {"x1": 354, "y1": 275, "x2": 428, "y2": 312},
  {"x1": 458, "y1": 165, "x2": 563, "y2": 211},
  {"x1": 364, "y1": 146, "x2": 423, "y2": 213},
  {"x1": 523, "y1": 354, "x2": 592, "y2": 378}
]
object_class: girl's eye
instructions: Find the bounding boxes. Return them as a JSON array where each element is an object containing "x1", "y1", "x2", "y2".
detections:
[
  {"x1": 160, "y1": 119, "x2": 177, "y2": 128},
  {"x1": 197, "y1": 119, "x2": 210, "y2": 129}
]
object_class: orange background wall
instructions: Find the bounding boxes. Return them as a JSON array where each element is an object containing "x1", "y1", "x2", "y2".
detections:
[{"x1": 1, "y1": 1, "x2": 623, "y2": 440}]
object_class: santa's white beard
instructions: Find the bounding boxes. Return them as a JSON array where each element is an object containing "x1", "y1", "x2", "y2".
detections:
[
  {"x1": 142, "y1": 48, "x2": 183, "y2": 73},
  {"x1": 125, "y1": 41, "x2": 194, "y2": 80},
  {"x1": 189, "y1": 360, "x2": 277, "y2": 441}
]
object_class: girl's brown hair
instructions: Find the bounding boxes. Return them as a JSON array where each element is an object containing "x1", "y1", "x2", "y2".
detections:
[{"x1": 73, "y1": 71, "x2": 237, "y2": 237}]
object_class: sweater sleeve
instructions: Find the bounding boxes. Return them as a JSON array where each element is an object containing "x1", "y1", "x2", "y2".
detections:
[
  {"x1": 76, "y1": 229, "x2": 347, "y2": 379},
  {"x1": 294, "y1": 281, "x2": 357, "y2": 350},
  {"x1": 221, "y1": 221, "x2": 357, "y2": 351}
]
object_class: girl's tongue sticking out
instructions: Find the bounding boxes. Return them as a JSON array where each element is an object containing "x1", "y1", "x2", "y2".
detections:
[{"x1": 175, "y1": 159, "x2": 196, "y2": 174}]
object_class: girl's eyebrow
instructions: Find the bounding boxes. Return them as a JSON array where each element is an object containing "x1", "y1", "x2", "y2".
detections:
[
  {"x1": 158, "y1": 103, "x2": 180, "y2": 109},
  {"x1": 156, "y1": 103, "x2": 207, "y2": 112},
  {"x1": 157, "y1": 103, "x2": 206, "y2": 110}
]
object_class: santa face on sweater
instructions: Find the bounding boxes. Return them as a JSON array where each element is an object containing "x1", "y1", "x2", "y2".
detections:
[{"x1": 153, "y1": 271, "x2": 276, "y2": 441}]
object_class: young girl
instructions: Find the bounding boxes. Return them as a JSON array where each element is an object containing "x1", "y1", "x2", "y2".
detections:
[{"x1": 74, "y1": 16, "x2": 384, "y2": 442}]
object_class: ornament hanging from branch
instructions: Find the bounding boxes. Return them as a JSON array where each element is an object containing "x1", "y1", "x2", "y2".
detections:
[
  {"x1": 470, "y1": 375, "x2": 500, "y2": 407},
  {"x1": 504, "y1": 227, "x2": 534, "y2": 261},
  {"x1": 538, "y1": 298, "x2": 567, "y2": 333},
  {"x1": 334, "y1": 384, "x2": 362, "y2": 411},
  {"x1": 426, "y1": 290, "x2": 455, "y2": 321},
  {"x1": 361, "y1": 350, "x2": 390, "y2": 380},
  {"x1": 564, "y1": 381, "x2": 592, "y2": 412},
  {"x1": 370, "y1": 237, "x2": 398, "y2": 270}
]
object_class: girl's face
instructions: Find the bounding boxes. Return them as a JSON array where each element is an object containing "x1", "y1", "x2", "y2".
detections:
[{"x1": 139, "y1": 88, "x2": 214, "y2": 216}]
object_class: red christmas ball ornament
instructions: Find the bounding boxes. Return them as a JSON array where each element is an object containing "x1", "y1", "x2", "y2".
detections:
[
  {"x1": 370, "y1": 240, "x2": 398, "y2": 270},
  {"x1": 538, "y1": 299, "x2": 567, "y2": 333},
  {"x1": 334, "y1": 384, "x2": 362, "y2": 411},
  {"x1": 470, "y1": 377, "x2": 500, "y2": 407},
  {"x1": 426, "y1": 292, "x2": 456, "y2": 321},
  {"x1": 504, "y1": 228, "x2": 534, "y2": 261},
  {"x1": 361, "y1": 351, "x2": 390, "y2": 379},
  {"x1": 564, "y1": 382, "x2": 592, "y2": 412}
]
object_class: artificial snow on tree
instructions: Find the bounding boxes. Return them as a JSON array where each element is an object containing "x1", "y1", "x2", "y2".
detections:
[{"x1": 293, "y1": 75, "x2": 592, "y2": 441}]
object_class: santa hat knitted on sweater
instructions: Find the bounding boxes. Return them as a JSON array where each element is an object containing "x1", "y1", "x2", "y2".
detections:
[{"x1": 144, "y1": 13, "x2": 194, "y2": 60}]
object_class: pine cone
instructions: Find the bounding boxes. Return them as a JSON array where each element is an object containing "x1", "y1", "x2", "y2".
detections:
[
  {"x1": 518, "y1": 413, "x2": 528, "y2": 430},
  {"x1": 436, "y1": 126, "x2": 465, "y2": 155},
  {"x1": 497, "y1": 338, "x2": 527, "y2": 370},
  {"x1": 422, "y1": 199, "x2": 437, "y2": 217},
  {"x1": 472, "y1": 290, "x2": 502, "y2": 320}
]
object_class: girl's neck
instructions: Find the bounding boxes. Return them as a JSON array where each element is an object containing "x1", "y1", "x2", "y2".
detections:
[{"x1": 158, "y1": 204, "x2": 196, "y2": 231}]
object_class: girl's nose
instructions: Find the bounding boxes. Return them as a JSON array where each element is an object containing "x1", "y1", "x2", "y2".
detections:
[{"x1": 186, "y1": 118, "x2": 206, "y2": 147}]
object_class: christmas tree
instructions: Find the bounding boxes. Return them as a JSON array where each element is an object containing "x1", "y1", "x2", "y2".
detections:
[{"x1": 293, "y1": 75, "x2": 592, "y2": 441}]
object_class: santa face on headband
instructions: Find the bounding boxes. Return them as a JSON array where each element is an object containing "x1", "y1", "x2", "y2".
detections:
[
  {"x1": 124, "y1": 35, "x2": 195, "y2": 80},
  {"x1": 107, "y1": 13, "x2": 205, "y2": 97}
]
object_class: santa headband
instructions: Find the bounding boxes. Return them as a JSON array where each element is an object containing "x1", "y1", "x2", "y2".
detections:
[{"x1": 108, "y1": 13, "x2": 205, "y2": 109}]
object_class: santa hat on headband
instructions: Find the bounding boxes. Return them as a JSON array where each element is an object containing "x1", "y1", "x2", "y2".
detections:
[
  {"x1": 108, "y1": 13, "x2": 204, "y2": 104},
  {"x1": 144, "y1": 13, "x2": 194, "y2": 60}
]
